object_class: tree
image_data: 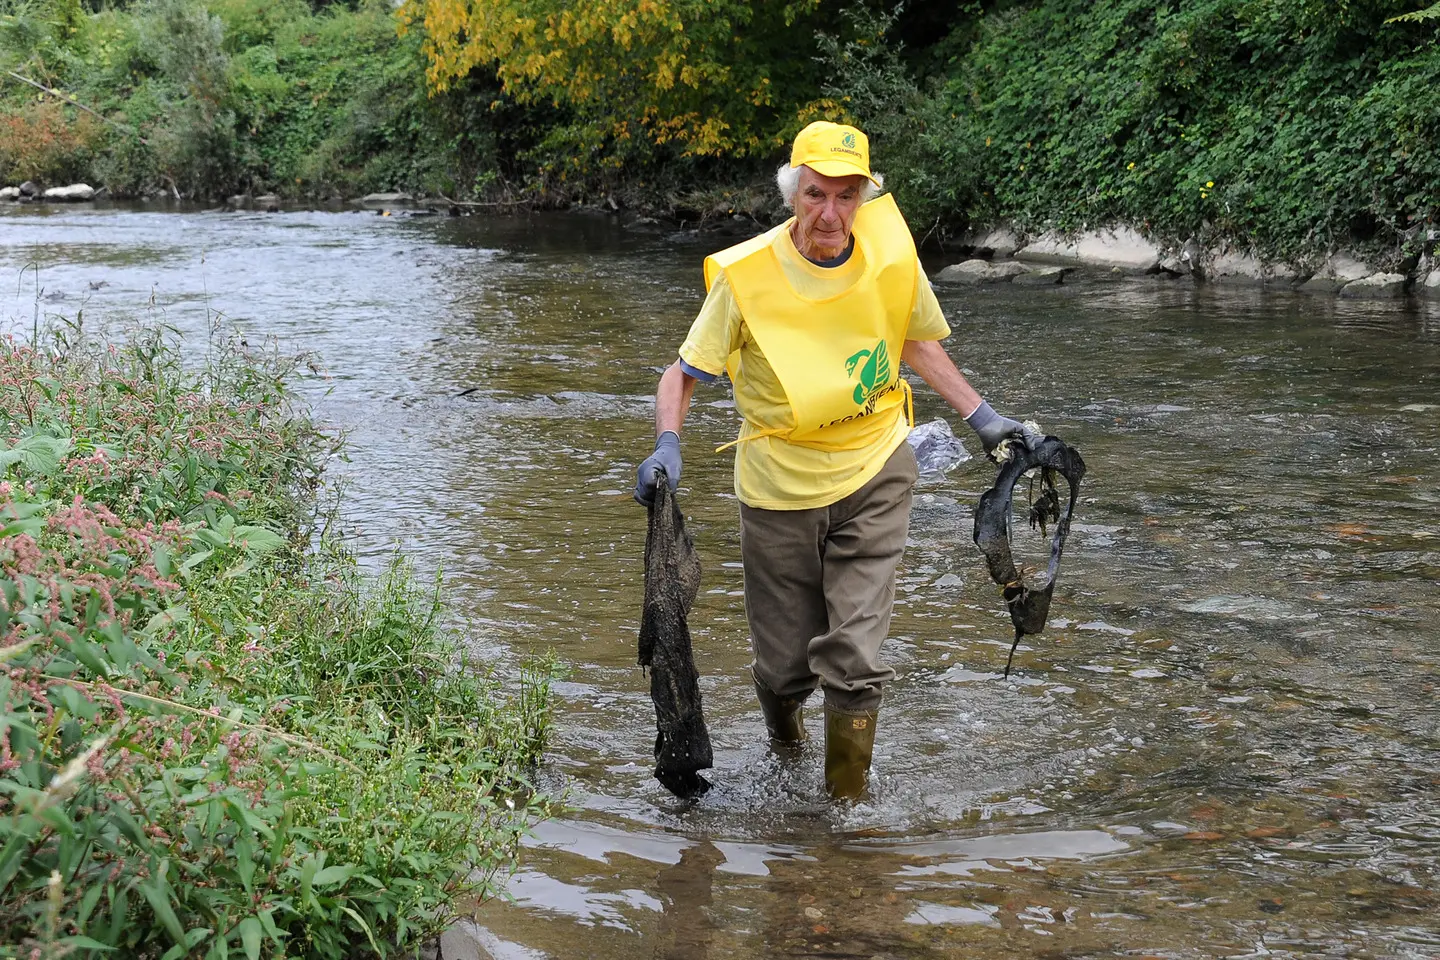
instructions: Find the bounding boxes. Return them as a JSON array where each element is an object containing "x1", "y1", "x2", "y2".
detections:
[{"x1": 397, "y1": 0, "x2": 836, "y2": 162}]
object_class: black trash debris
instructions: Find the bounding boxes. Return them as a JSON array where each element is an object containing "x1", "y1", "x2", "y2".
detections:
[
  {"x1": 640, "y1": 477, "x2": 713, "y2": 797},
  {"x1": 973, "y1": 435, "x2": 1087, "y2": 676}
]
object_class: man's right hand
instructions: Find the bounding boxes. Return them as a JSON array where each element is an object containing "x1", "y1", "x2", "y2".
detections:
[{"x1": 634, "y1": 431, "x2": 682, "y2": 505}]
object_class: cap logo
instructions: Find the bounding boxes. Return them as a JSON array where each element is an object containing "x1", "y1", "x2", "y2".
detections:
[{"x1": 841, "y1": 132, "x2": 857, "y2": 149}]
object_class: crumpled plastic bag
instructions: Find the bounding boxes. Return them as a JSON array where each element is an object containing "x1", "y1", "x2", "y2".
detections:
[{"x1": 907, "y1": 418, "x2": 973, "y2": 478}]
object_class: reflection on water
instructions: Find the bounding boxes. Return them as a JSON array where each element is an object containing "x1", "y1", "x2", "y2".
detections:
[{"x1": 4, "y1": 204, "x2": 1439, "y2": 958}]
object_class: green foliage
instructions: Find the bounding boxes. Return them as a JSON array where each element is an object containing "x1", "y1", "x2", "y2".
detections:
[
  {"x1": 0, "y1": 327, "x2": 554, "y2": 956},
  {"x1": 0, "y1": 0, "x2": 484, "y2": 197},
  {"x1": 815, "y1": 5, "x2": 988, "y2": 233},
  {"x1": 913, "y1": 0, "x2": 1440, "y2": 262},
  {"x1": 1388, "y1": 1, "x2": 1440, "y2": 21},
  {"x1": 0, "y1": 101, "x2": 101, "y2": 184},
  {"x1": 1, "y1": 0, "x2": 1435, "y2": 259}
]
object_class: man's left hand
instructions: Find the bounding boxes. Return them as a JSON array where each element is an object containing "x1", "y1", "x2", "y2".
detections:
[{"x1": 965, "y1": 401, "x2": 1042, "y2": 459}]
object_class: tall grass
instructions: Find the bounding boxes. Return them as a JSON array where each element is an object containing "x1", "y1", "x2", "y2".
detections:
[{"x1": 0, "y1": 325, "x2": 553, "y2": 957}]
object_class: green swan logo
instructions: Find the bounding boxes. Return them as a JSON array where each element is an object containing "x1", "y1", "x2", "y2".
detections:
[{"x1": 845, "y1": 340, "x2": 891, "y2": 405}]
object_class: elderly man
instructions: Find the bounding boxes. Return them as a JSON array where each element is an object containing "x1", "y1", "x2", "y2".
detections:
[{"x1": 634, "y1": 121, "x2": 1036, "y2": 800}]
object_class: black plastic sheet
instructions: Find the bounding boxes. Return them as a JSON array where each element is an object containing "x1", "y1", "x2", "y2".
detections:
[{"x1": 973, "y1": 436, "x2": 1087, "y2": 676}]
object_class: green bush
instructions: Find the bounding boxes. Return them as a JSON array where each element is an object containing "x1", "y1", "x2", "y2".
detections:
[
  {"x1": 0, "y1": 328, "x2": 553, "y2": 957},
  {"x1": 921, "y1": 0, "x2": 1440, "y2": 263}
]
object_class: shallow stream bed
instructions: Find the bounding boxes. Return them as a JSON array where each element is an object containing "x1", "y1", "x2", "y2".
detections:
[{"x1": 4, "y1": 204, "x2": 1439, "y2": 959}]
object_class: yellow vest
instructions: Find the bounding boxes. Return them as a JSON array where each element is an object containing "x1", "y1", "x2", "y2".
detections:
[{"x1": 703, "y1": 195, "x2": 918, "y2": 453}]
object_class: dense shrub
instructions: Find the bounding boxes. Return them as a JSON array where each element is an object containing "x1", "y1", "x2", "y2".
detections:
[
  {"x1": 0, "y1": 329, "x2": 553, "y2": 957},
  {"x1": 0, "y1": 101, "x2": 100, "y2": 184},
  {"x1": 2, "y1": 0, "x2": 1436, "y2": 258},
  {"x1": 921, "y1": 0, "x2": 1440, "y2": 262}
]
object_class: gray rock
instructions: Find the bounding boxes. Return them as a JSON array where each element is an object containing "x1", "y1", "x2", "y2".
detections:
[
  {"x1": 1269, "y1": 262, "x2": 1305, "y2": 284},
  {"x1": 934, "y1": 259, "x2": 1027, "y2": 285},
  {"x1": 226, "y1": 194, "x2": 250, "y2": 209},
  {"x1": 1180, "y1": 237, "x2": 1202, "y2": 270},
  {"x1": 19, "y1": 181, "x2": 39, "y2": 197},
  {"x1": 253, "y1": 193, "x2": 280, "y2": 212},
  {"x1": 1424, "y1": 270, "x2": 1440, "y2": 298},
  {"x1": 41, "y1": 183, "x2": 95, "y2": 202},
  {"x1": 1208, "y1": 248, "x2": 1266, "y2": 284},
  {"x1": 1015, "y1": 226, "x2": 1161, "y2": 273},
  {"x1": 436, "y1": 921, "x2": 496, "y2": 960},
  {"x1": 1316, "y1": 252, "x2": 1375, "y2": 284},
  {"x1": 1339, "y1": 272, "x2": 1407, "y2": 298},
  {"x1": 1300, "y1": 276, "x2": 1347, "y2": 294},
  {"x1": 967, "y1": 225, "x2": 1021, "y2": 259},
  {"x1": 357, "y1": 191, "x2": 415, "y2": 206},
  {"x1": 1158, "y1": 256, "x2": 1186, "y2": 275},
  {"x1": 1012, "y1": 266, "x2": 1069, "y2": 285},
  {"x1": 0, "y1": 186, "x2": 17, "y2": 201}
]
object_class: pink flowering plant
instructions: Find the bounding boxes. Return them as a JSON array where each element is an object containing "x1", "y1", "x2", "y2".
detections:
[{"x1": 0, "y1": 331, "x2": 554, "y2": 958}]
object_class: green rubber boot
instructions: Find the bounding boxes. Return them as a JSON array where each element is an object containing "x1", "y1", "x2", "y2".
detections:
[
  {"x1": 753, "y1": 669, "x2": 807, "y2": 756},
  {"x1": 824, "y1": 704, "x2": 878, "y2": 801}
]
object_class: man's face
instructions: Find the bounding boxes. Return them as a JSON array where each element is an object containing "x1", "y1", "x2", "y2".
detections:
[{"x1": 791, "y1": 166, "x2": 866, "y2": 260}]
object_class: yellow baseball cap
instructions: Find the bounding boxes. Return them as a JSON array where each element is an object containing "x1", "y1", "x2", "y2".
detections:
[{"x1": 789, "y1": 121, "x2": 879, "y2": 186}]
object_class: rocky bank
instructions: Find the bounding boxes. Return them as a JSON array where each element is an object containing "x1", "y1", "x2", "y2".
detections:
[{"x1": 940, "y1": 224, "x2": 1439, "y2": 299}]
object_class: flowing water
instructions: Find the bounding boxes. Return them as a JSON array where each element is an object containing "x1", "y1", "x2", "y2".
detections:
[{"x1": 4, "y1": 204, "x2": 1440, "y2": 959}]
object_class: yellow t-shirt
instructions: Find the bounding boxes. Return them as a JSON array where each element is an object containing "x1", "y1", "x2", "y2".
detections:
[{"x1": 679, "y1": 229, "x2": 950, "y2": 510}]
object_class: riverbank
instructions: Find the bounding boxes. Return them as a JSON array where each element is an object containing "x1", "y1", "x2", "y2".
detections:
[
  {"x1": 3, "y1": 1, "x2": 1435, "y2": 271},
  {"x1": 0, "y1": 324, "x2": 552, "y2": 956},
  {"x1": 936, "y1": 223, "x2": 1440, "y2": 299}
]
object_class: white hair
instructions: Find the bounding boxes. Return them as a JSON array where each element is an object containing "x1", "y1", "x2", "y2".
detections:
[{"x1": 776, "y1": 163, "x2": 885, "y2": 209}]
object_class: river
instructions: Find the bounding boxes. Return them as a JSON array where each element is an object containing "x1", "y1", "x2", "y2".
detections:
[{"x1": 3, "y1": 203, "x2": 1438, "y2": 959}]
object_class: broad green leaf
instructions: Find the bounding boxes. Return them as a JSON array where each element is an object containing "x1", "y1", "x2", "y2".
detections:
[
  {"x1": 232, "y1": 525, "x2": 285, "y2": 555},
  {"x1": 312, "y1": 864, "x2": 358, "y2": 888},
  {"x1": 55, "y1": 937, "x2": 117, "y2": 951},
  {"x1": 144, "y1": 605, "x2": 191, "y2": 635},
  {"x1": 238, "y1": 917, "x2": 264, "y2": 960},
  {"x1": 139, "y1": 870, "x2": 187, "y2": 943},
  {"x1": 0, "y1": 435, "x2": 73, "y2": 475},
  {"x1": 340, "y1": 905, "x2": 380, "y2": 951}
]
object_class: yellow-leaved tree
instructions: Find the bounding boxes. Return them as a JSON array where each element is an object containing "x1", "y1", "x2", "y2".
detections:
[{"x1": 397, "y1": 0, "x2": 841, "y2": 166}]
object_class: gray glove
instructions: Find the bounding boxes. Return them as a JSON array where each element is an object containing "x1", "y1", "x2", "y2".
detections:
[
  {"x1": 634, "y1": 431, "x2": 682, "y2": 505},
  {"x1": 965, "y1": 401, "x2": 1040, "y2": 459}
]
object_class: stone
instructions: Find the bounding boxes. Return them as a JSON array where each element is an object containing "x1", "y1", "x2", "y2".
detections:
[
  {"x1": 1015, "y1": 226, "x2": 1161, "y2": 273},
  {"x1": 1180, "y1": 237, "x2": 1202, "y2": 272},
  {"x1": 1208, "y1": 248, "x2": 1266, "y2": 284},
  {"x1": 1326, "y1": 253, "x2": 1375, "y2": 283},
  {"x1": 1304, "y1": 252, "x2": 1376, "y2": 292},
  {"x1": 1339, "y1": 273, "x2": 1407, "y2": 298},
  {"x1": 934, "y1": 259, "x2": 1027, "y2": 285},
  {"x1": 1158, "y1": 256, "x2": 1186, "y2": 275},
  {"x1": 1269, "y1": 262, "x2": 1305, "y2": 284},
  {"x1": 1013, "y1": 266, "x2": 1069, "y2": 285},
  {"x1": 436, "y1": 921, "x2": 496, "y2": 960},
  {"x1": 19, "y1": 181, "x2": 39, "y2": 197},
  {"x1": 253, "y1": 193, "x2": 280, "y2": 212},
  {"x1": 1300, "y1": 276, "x2": 1346, "y2": 294},
  {"x1": 41, "y1": 183, "x2": 95, "y2": 202},
  {"x1": 1301, "y1": 253, "x2": 1376, "y2": 293},
  {"x1": 0, "y1": 186, "x2": 17, "y2": 201},
  {"x1": 967, "y1": 225, "x2": 1021, "y2": 259},
  {"x1": 1424, "y1": 270, "x2": 1440, "y2": 298},
  {"x1": 226, "y1": 194, "x2": 250, "y2": 209},
  {"x1": 357, "y1": 191, "x2": 414, "y2": 206}
]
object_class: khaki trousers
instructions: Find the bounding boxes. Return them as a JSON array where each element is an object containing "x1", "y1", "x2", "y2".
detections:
[{"x1": 740, "y1": 443, "x2": 917, "y2": 713}]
